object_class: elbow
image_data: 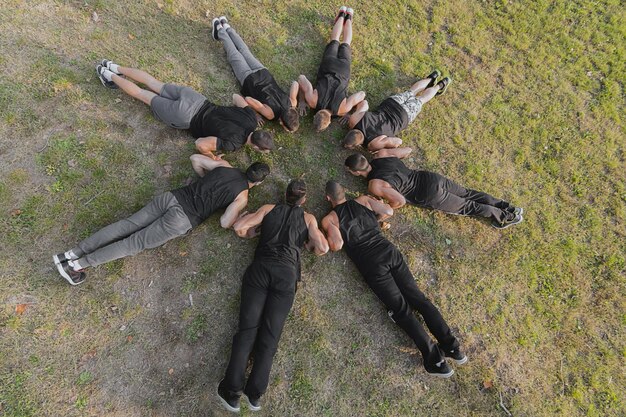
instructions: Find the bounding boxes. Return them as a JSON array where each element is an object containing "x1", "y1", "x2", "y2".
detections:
[
  {"x1": 220, "y1": 216, "x2": 233, "y2": 230},
  {"x1": 329, "y1": 240, "x2": 343, "y2": 252},
  {"x1": 316, "y1": 244, "x2": 330, "y2": 256},
  {"x1": 386, "y1": 207, "x2": 394, "y2": 217}
]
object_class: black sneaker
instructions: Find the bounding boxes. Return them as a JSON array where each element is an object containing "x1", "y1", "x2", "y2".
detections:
[
  {"x1": 425, "y1": 359, "x2": 454, "y2": 378},
  {"x1": 492, "y1": 214, "x2": 523, "y2": 230},
  {"x1": 435, "y1": 77, "x2": 451, "y2": 96},
  {"x1": 443, "y1": 348, "x2": 468, "y2": 365},
  {"x1": 217, "y1": 382, "x2": 240, "y2": 413},
  {"x1": 55, "y1": 260, "x2": 86, "y2": 286},
  {"x1": 244, "y1": 394, "x2": 262, "y2": 412},
  {"x1": 507, "y1": 206, "x2": 524, "y2": 216},
  {"x1": 95, "y1": 64, "x2": 118, "y2": 89},
  {"x1": 211, "y1": 17, "x2": 221, "y2": 40},
  {"x1": 425, "y1": 70, "x2": 441, "y2": 88}
]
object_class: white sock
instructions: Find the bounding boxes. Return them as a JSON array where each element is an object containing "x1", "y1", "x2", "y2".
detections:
[
  {"x1": 101, "y1": 69, "x2": 114, "y2": 82},
  {"x1": 64, "y1": 250, "x2": 78, "y2": 260},
  {"x1": 108, "y1": 63, "x2": 121, "y2": 74},
  {"x1": 222, "y1": 23, "x2": 230, "y2": 30},
  {"x1": 69, "y1": 260, "x2": 83, "y2": 271}
]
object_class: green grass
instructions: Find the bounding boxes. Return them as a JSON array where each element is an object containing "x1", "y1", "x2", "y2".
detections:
[{"x1": 0, "y1": 0, "x2": 624, "y2": 416}]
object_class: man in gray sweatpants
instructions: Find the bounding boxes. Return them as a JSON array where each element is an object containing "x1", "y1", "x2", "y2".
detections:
[
  {"x1": 211, "y1": 16, "x2": 301, "y2": 132},
  {"x1": 52, "y1": 155, "x2": 270, "y2": 285}
]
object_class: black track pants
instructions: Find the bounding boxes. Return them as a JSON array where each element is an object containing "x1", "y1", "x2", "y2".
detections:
[
  {"x1": 414, "y1": 171, "x2": 512, "y2": 223},
  {"x1": 222, "y1": 261, "x2": 296, "y2": 399},
  {"x1": 362, "y1": 249, "x2": 459, "y2": 367}
]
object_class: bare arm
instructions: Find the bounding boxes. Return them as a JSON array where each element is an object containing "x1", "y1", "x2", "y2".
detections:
[
  {"x1": 232, "y1": 93, "x2": 249, "y2": 108},
  {"x1": 321, "y1": 213, "x2": 344, "y2": 251},
  {"x1": 304, "y1": 212, "x2": 329, "y2": 255},
  {"x1": 368, "y1": 136, "x2": 403, "y2": 151},
  {"x1": 289, "y1": 80, "x2": 299, "y2": 108},
  {"x1": 368, "y1": 179, "x2": 406, "y2": 209},
  {"x1": 194, "y1": 137, "x2": 221, "y2": 159},
  {"x1": 220, "y1": 191, "x2": 249, "y2": 229},
  {"x1": 374, "y1": 147, "x2": 413, "y2": 159},
  {"x1": 356, "y1": 195, "x2": 394, "y2": 221},
  {"x1": 338, "y1": 90, "x2": 366, "y2": 115},
  {"x1": 245, "y1": 97, "x2": 275, "y2": 120},
  {"x1": 233, "y1": 204, "x2": 275, "y2": 238},
  {"x1": 346, "y1": 99, "x2": 369, "y2": 128},
  {"x1": 189, "y1": 153, "x2": 231, "y2": 176},
  {"x1": 297, "y1": 75, "x2": 317, "y2": 109}
]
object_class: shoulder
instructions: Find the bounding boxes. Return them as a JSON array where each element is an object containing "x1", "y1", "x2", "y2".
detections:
[{"x1": 303, "y1": 211, "x2": 319, "y2": 225}]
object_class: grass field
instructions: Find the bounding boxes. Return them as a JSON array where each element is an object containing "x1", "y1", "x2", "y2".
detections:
[{"x1": 0, "y1": 1, "x2": 624, "y2": 416}]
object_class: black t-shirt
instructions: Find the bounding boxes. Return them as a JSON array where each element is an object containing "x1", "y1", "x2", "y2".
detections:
[
  {"x1": 315, "y1": 43, "x2": 351, "y2": 114},
  {"x1": 355, "y1": 98, "x2": 409, "y2": 145},
  {"x1": 254, "y1": 204, "x2": 308, "y2": 272},
  {"x1": 333, "y1": 199, "x2": 398, "y2": 277},
  {"x1": 367, "y1": 157, "x2": 421, "y2": 203},
  {"x1": 170, "y1": 167, "x2": 248, "y2": 227},
  {"x1": 241, "y1": 69, "x2": 292, "y2": 121},
  {"x1": 188, "y1": 101, "x2": 257, "y2": 151}
]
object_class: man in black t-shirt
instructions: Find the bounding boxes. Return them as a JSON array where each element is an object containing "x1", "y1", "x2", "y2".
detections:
[
  {"x1": 321, "y1": 181, "x2": 467, "y2": 378},
  {"x1": 52, "y1": 156, "x2": 270, "y2": 286},
  {"x1": 344, "y1": 149, "x2": 524, "y2": 229},
  {"x1": 211, "y1": 16, "x2": 301, "y2": 132},
  {"x1": 94, "y1": 60, "x2": 274, "y2": 160},
  {"x1": 342, "y1": 72, "x2": 451, "y2": 152},
  {"x1": 297, "y1": 6, "x2": 365, "y2": 132}
]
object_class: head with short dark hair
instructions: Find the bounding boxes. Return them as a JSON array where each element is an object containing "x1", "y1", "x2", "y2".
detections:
[
  {"x1": 313, "y1": 109, "x2": 332, "y2": 132},
  {"x1": 250, "y1": 130, "x2": 275, "y2": 152},
  {"x1": 245, "y1": 162, "x2": 270, "y2": 185},
  {"x1": 344, "y1": 153, "x2": 370, "y2": 175},
  {"x1": 280, "y1": 108, "x2": 300, "y2": 132},
  {"x1": 286, "y1": 179, "x2": 307, "y2": 206},
  {"x1": 325, "y1": 181, "x2": 345, "y2": 203},
  {"x1": 342, "y1": 129, "x2": 365, "y2": 149}
]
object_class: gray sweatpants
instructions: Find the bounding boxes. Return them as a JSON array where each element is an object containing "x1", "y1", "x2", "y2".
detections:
[
  {"x1": 218, "y1": 27, "x2": 265, "y2": 84},
  {"x1": 72, "y1": 192, "x2": 192, "y2": 268}
]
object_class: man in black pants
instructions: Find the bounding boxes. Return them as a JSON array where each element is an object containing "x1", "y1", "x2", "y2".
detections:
[
  {"x1": 212, "y1": 16, "x2": 300, "y2": 132},
  {"x1": 217, "y1": 181, "x2": 329, "y2": 413},
  {"x1": 95, "y1": 60, "x2": 274, "y2": 160},
  {"x1": 345, "y1": 149, "x2": 524, "y2": 228},
  {"x1": 297, "y1": 6, "x2": 365, "y2": 132},
  {"x1": 321, "y1": 181, "x2": 466, "y2": 377},
  {"x1": 341, "y1": 72, "x2": 451, "y2": 152},
  {"x1": 52, "y1": 155, "x2": 270, "y2": 285}
]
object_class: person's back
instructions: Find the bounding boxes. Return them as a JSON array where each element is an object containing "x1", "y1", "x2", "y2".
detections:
[
  {"x1": 355, "y1": 98, "x2": 409, "y2": 145},
  {"x1": 170, "y1": 167, "x2": 248, "y2": 227},
  {"x1": 254, "y1": 204, "x2": 308, "y2": 269},
  {"x1": 242, "y1": 69, "x2": 291, "y2": 122},
  {"x1": 367, "y1": 157, "x2": 419, "y2": 199},
  {"x1": 188, "y1": 101, "x2": 258, "y2": 145}
]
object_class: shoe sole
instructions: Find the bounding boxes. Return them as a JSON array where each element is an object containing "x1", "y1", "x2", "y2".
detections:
[
  {"x1": 450, "y1": 355, "x2": 468, "y2": 365},
  {"x1": 427, "y1": 369, "x2": 455, "y2": 378},
  {"x1": 216, "y1": 387, "x2": 240, "y2": 413},
  {"x1": 54, "y1": 261, "x2": 80, "y2": 286},
  {"x1": 243, "y1": 394, "x2": 261, "y2": 412},
  {"x1": 52, "y1": 254, "x2": 63, "y2": 265},
  {"x1": 492, "y1": 215, "x2": 523, "y2": 229},
  {"x1": 211, "y1": 18, "x2": 220, "y2": 40}
]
